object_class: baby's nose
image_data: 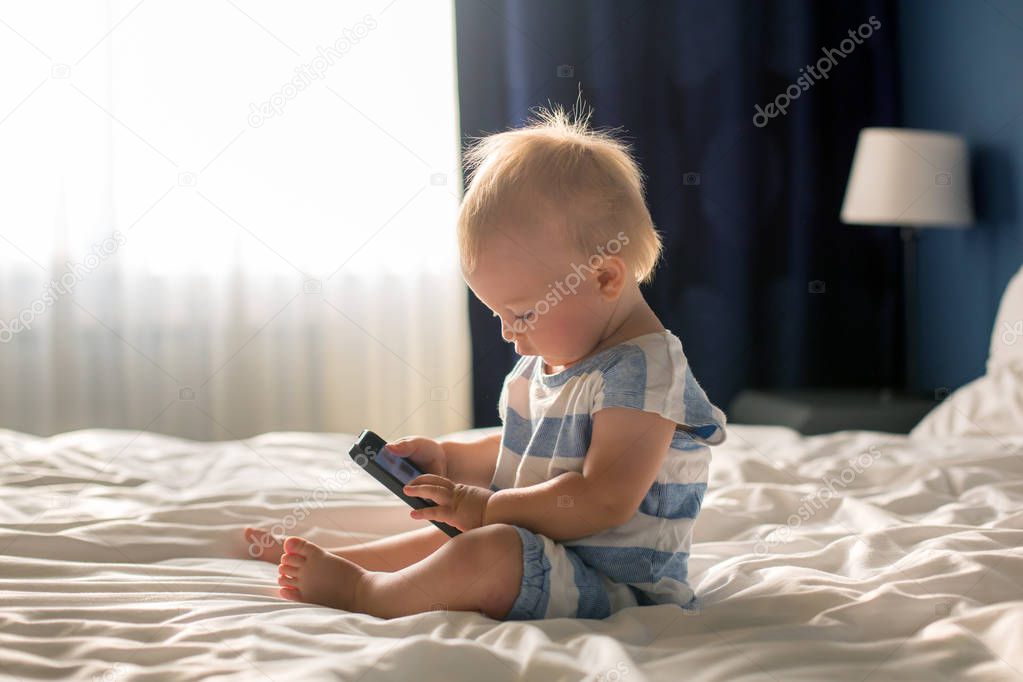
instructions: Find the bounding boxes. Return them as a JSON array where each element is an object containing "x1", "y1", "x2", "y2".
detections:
[
  {"x1": 500, "y1": 319, "x2": 519, "y2": 342},
  {"x1": 501, "y1": 324, "x2": 516, "y2": 342}
]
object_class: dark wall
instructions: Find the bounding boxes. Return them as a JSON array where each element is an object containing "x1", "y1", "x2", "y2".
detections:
[{"x1": 899, "y1": 0, "x2": 1023, "y2": 392}]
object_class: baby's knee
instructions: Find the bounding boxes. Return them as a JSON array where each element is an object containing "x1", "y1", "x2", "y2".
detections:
[
  {"x1": 452, "y1": 524, "x2": 523, "y2": 617},
  {"x1": 453, "y1": 524, "x2": 522, "y2": 570}
]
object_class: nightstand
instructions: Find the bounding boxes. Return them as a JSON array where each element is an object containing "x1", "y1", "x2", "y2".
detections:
[{"x1": 727, "y1": 388, "x2": 939, "y2": 435}]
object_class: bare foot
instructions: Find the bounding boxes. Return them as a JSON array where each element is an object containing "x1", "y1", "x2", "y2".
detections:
[
  {"x1": 277, "y1": 536, "x2": 366, "y2": 611},
  {"x1": 244, "y1": 527, "x2": 284, "y2": 563}
]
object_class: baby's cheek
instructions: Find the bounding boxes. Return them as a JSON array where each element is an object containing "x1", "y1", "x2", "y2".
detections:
[
  {"x1": 547, "y1": 333, "x2": 589, "y2": 361},
  {"x1": 550, "y1": 318, "x2": 598, "y2": 353}
]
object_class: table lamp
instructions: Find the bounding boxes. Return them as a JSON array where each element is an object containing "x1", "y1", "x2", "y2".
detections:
[{"x1": 840, "y1": 127, "x2": 974, "y2": 392}]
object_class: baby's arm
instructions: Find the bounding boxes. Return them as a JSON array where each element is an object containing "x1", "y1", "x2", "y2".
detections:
[
  {"x1": 483, "y1": 408, "x2": 676, "y2": 541},
  {"x1": 439, "y1": 431, "x2": 501, "y2": 488}
]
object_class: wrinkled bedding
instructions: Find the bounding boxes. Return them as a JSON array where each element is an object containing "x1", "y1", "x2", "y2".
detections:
[{"x1": 1, "y1": 424, "x2": 1022, "y2": 681}]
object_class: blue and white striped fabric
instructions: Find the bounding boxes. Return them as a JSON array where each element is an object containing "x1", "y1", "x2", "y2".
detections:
[{"x1": 494, "y1": 330, "x2": 727, "y2": 619}]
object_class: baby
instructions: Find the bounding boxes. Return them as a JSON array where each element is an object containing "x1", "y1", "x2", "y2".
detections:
[{"x1": 244, "y1": 107, "x2": 727, "y2": 620}]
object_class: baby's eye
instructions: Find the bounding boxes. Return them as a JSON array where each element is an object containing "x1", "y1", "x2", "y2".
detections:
[{"x1": 516, "y1": 310, "x2": 536, "y2": 322}]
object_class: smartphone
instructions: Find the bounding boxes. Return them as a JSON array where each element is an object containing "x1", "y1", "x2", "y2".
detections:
[{"x1": 348, "y1": 429, "x2": 461, "y2": 538}]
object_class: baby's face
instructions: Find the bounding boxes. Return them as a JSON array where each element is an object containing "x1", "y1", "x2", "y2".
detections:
[{"x1": 464, "y1": 231, "x2": 614, "y2": 368}]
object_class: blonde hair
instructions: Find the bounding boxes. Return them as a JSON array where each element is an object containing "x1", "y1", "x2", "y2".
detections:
[{"x1": 457, "y1": 103, "x2": 663, "y2": 284}]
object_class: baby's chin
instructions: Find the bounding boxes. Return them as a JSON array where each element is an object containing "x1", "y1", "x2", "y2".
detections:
[
  {"x1": 514, "y1": 339, "x2": 585, "y2": 367},
  {"x1": 527, "y1": 349, "x2": 583, "y2": 371},
  {"x1": 512, "y1": 338, "x2": 536, "y2": 355}
]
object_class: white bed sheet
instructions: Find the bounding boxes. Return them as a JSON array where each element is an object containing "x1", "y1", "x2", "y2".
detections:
[{"x1": 2, "y1": 424, "x2": 1022, "y2": 681}]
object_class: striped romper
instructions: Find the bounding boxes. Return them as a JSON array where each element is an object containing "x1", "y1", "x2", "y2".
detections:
[{"x1": 494, "y1": 330, "x2": 727, "y2": 620}]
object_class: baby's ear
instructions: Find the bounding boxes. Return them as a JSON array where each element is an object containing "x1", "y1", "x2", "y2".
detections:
[{"x1": 596, "y1": 255, "x2": 629, "y2": 299}]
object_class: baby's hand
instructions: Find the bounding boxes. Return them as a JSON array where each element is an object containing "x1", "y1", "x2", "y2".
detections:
[
  {"x1": 385, "y1": 437, "x2": 448, "y2": 477},
  {"x1": 403, "y1": 474, "x2": 493, "y2": 531}
]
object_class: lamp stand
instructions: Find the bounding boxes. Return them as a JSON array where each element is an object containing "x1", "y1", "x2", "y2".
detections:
[{"x1": 900, "y1": 226, "x2": 919, "y2": 394}]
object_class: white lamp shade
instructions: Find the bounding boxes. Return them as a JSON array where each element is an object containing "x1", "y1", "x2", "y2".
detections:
[{"x1": 841, "y1": 127, "x2": 974, "y2": 228}]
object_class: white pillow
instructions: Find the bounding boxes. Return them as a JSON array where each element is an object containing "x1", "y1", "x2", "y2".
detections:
[
  {"x1": 910, "y1": 361, "x2": 1023, "y2": 438},
  {"x1": 911, "y1": 263, "x2": 1023, "y2": 439},
  {"x1": 988, "y1": 265, "x2": 1023, "y2": 370}
]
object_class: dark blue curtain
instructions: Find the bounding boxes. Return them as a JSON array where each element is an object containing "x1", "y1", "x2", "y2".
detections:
[{"x1": 455, "y1": 0, "x2": 902, "y2": 427}]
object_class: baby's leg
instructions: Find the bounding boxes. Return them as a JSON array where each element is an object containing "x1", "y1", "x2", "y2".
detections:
[
  {"x1": 245, "y1": 525, "x2": 449, "y2": 571},
  {"x1": 328, "y1": 526, "x2": 451, "y2": 571},
  {"x1": 278, "y1": 523, "x2": 523, "y2": 619}
]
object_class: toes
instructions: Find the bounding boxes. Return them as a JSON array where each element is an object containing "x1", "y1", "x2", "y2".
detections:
[
  {"x1": 283, "y1": 536, "x2": 308, "y2": 554},
  {"x1": 245, "y1": 527, "x2": 285, "y2": 561},
  {"x1": 281, "y1": 553, "x2": 306, "y2": 569},
  {"x1": 279, "y1": 587, "x2": 301, "y2": 601},
  {"x1": 278, "y1": 561, "x2": 301, "y2": 576}
]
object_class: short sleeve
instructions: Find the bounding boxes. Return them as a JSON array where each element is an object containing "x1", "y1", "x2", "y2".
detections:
[
  {"x1": 497, "y1": 380, "x2": 508, "y2": 424},
  {"x1": 590, "y1": 337, "x2": 727, "y2": 446},
  {"x1": 497, "y1": 354, "x2": 531, "y2": 424}
]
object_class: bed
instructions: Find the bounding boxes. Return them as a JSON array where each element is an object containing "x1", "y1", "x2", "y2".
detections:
[{"x1": 3, "y1": 270, "x2": 1022, "y2": 681}]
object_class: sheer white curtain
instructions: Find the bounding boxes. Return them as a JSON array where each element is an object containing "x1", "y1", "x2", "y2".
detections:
[{"x1": 0, "y1": 0, "x2": 472, "y2": 440}]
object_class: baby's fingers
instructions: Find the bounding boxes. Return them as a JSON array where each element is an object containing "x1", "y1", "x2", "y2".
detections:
[
  {"x1": 407, "y1": 473, "x2": 451, "y2": 487},
  {"x1": 410, "y1": 506, "x2": 449, "y2": 522},
  {"x1": 403, "y1": 483, "x2": 452, "y2": 504}
]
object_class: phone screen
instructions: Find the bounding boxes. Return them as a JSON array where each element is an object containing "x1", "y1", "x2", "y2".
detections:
[{"x1": 373, "y1": 446, "x2": 424, "y2": 484}]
